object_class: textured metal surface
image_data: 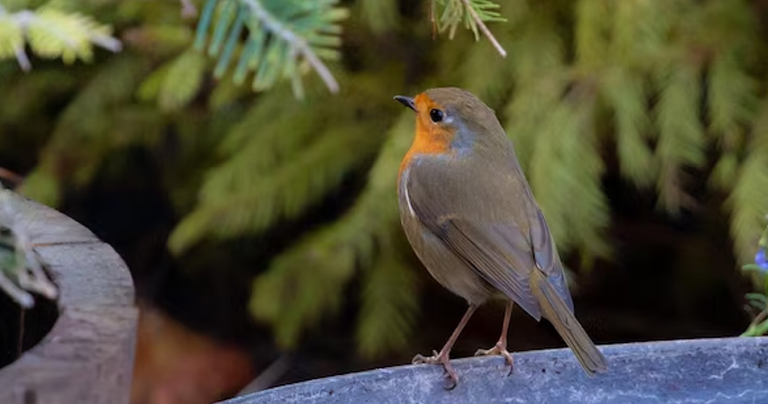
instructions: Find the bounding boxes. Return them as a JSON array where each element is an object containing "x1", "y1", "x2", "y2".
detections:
[
  {"x1": 0, "y1": 193, "x2": 138, "y2": 404},
  {"x1": 223, "y1": 337, "x2": 768, "y2": 404}
]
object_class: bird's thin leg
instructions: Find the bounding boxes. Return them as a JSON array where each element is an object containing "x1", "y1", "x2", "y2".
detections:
[
  {"x1": 474, "y1": 301, "x2": 514, "y2": 373},
  {"x1": 413, "y1": 304, "x2": 478, "y2": 389}
]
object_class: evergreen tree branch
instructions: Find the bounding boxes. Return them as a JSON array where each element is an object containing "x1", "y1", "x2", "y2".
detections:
[
  {"x1": 248, "y1": 112, "x2": 414, "y2": 350},
  {"x1": 242, "y1": 0, "x2": 339, "y2": 93},
  {"x1": 0, "y1": 3, "x2": 121, "y2": 71},
  {"x1": 654, "y1": 63, "x2": 705, "y2": 213},
  {"x1": 460, "y1": 0, "x2": 506, "y2": 57},
  {"x1": 194, "y1": 0, "x2": 347, "y2": 98},
  {"x1": 529, "y1": 85, "x2": 610, "y2": 262},
  {"x1": 432, "y1": 0, "x2": 507, "y2": 57}
]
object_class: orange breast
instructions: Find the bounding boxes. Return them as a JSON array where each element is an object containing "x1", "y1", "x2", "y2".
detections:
[
  {"x1": 398, "y1": 129, "x2": 452, "y2": 178},
  {"x1": 398, "y1": 94, "x2": 454, "y2": 179}
]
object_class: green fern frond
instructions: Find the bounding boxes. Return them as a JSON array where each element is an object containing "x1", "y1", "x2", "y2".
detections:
[
  {"x1": 707, "y1": 49, "x2": 757, "y2": 150},
  {"x1": 528, "y1": 92, "x2": 610, "y2": 263},
  {"x1": 609, "y1": 0, "x2": 669, "y2": 70},
  {"x1": 505, "y1": 17, "x2": 567, "y2": 173},
  {"x1": 138, "y1": 49, "x2": 207, "y2": 112},
  {"x1": 654, "y1": 63, "x2": 705, "y2": 212},
  {"x1": 216, "y1": 87, "x2": 298, "y2": 153},
  {"x1": 0, "y1": 2, "x2": 121, "y2": 71},
  {"x1": 169, "y1": 121, "x2": 383, "y2": 254},
  {"x1": 710, "y1": 152, "x2": 739, "y2": 191},
  {"x1": 248, "y1": 112, "x2": 413, "y2": 349},
  {"x1": 601, "y1": 67, "x2": 655, "y2": 186},
  {"x1": 194, "y1": 0, "x2": 348, "y2": 98},
  {"x1": 209, "y1": 93, "x2": 325, "y2": 185},
  {"x1": 727, "y1": 150, "x2": 768, "y2": 265},
  {"x1": 357, "y1": 245, "x2": 418, "y2": 358},
  {"x1": 728, "y1": 102, "x2": 768, "y2": 264}
]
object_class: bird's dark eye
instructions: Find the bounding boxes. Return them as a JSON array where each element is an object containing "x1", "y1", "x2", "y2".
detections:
[{"x1": 429, "y1": 109, "x2": 444, "y2": 123}]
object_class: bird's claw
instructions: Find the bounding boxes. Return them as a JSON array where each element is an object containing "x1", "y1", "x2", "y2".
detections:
[
  {"x1": 474, "y1": 342, "x2": 514, "y2": 375},
  {"x1": 411, "y1": 350, "x2": 441, "y2": 364},
  {"x1": 411, "y1": 350, "x2": 459, "y2": 390}
]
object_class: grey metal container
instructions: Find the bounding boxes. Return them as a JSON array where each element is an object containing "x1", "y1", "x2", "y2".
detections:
[{"x1": 223, "y1": 336, "x2": 768, "y2": 404}]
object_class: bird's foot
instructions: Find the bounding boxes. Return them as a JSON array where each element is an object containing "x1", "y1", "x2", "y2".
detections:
[
  {"x1": 474, "y1": 342, "x2": 514, "y2": 375},
  {"x1": 412, "y1": 350, "x2": 459, "y2": 390}
]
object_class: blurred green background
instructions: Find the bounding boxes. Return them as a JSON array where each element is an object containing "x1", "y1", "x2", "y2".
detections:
[{"x1": 1, "y1": 0, "x2": 768, "y2": 403}]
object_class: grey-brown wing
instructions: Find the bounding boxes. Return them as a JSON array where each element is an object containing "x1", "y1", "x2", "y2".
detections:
[
  {"x1": 404, "y1": 158, "x2": 534, "y2": 318},
  {"x1": 529, "y1": 208, "x2": 574, "y2": 312},
  {"x1": 405, "y1": 153, "x2": 576, "y2": 318},
  {"x1": 436, "y1": 218, "x2": 542, "y2": 319}
]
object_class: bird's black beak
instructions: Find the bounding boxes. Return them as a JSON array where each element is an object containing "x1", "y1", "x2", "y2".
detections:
[{"x1": 394, "y1": 95, "x2": 416, "y2": 112}]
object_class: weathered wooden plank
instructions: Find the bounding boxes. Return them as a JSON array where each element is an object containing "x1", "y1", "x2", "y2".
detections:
[
  {"x1": 36, "y1": 243, "x2": 135, "y2": 308},
  {"x1": 0, "y1": 193, "x2": 138, "y2": 404},
  {"x1": 5, "y1": 193, "x2": 99, "y2": 245}
]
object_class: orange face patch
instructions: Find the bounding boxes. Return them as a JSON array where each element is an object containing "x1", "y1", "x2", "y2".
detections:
[{"x1": 398, "y1": 93, "x2": 456, "y2": 179}]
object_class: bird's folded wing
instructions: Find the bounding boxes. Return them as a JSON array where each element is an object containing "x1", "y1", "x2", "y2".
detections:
[
  {"x1": 528, "y1": 208, "x2": 574, "y2": 312},
  {"x1": 404, "y1": 156, "x2": 575, "y2": 319},
  {"x1": 435, "y1": 218, "x2": 543, "y2": 320}
]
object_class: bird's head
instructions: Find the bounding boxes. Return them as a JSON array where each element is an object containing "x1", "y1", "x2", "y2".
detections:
[{"x1": 394, "y1": 87, "x2": 505, "y2": 155}]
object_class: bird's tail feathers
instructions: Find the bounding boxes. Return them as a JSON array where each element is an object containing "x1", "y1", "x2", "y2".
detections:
[{"x1": 530, "y1": 269, "x2": 607, "y2": 376}]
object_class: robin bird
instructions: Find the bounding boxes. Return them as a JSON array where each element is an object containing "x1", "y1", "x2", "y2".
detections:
[{"x1": 394, "y1": 87, "x2": 607, "y2": 389}]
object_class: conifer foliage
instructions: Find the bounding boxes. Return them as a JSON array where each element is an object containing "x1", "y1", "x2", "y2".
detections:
[
  {"x1": 0, "y1": 0, "x2": 121, "y2": 71},
  {"x1": 1, "y1": 0, "x2": 767, "y2": 356}
]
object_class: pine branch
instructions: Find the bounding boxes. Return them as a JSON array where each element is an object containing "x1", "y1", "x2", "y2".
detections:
[
  {"x1": 248, "y1": 112, "x2": 414, "y2": 349},
  {"x1": 194, "y1": 0, "x2": 348, "y2": 98},
  {"x1": 575, "y1": 0, "x2": 611, "y2": 68},
  {"x1": 0, "y1": 2, "x2": 121, "y2": 71},
  {"x1": 728, "y1": 101, "x2": 768, "y2": 264},
  {"x1": 601, "y1": 67, "x2": 655, "y2": 187},
  {"x1": 728, "y1": 150, "x2": 768, "y2": 264},
  {"x1": 654, "y1": 63, "x2": 705, "y2": 213},
  {"x1": 137, "y1": 49, "x2": 207, "y2": 112},
  {"x1": 610, "y1": 0, "x2": 669, "y2": 70},
  {"x1": 708, "y1": 46, "x2": 757, "y2": 150},
  {"x1": 168, "y1": 120, "x2": 383, "y2": 254},
  {"x1": 504, "y1": 16, "x2": 567, "y2": 172},
  {"x1": 528, "y1": 87, "x2": 610, "y2": 262},
  {"x1": 432, "y1": 0, "x2": 507, "y2": 57}
]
